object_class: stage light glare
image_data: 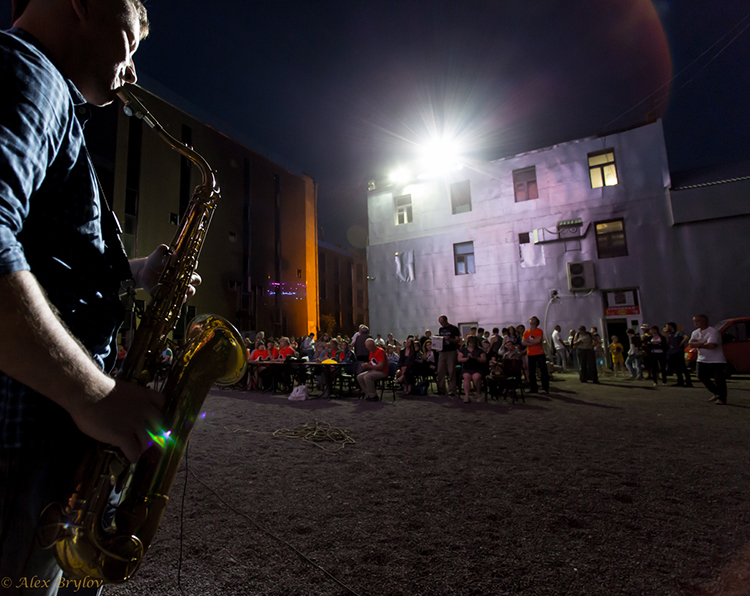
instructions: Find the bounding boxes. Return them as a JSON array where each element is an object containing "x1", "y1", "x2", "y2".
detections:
[
  {"x1": 419, "y1": 137, "x2": 464, "y2": 172},
  {"x1": 389, "y1": 168, "x2": 411, "y2": 183}
]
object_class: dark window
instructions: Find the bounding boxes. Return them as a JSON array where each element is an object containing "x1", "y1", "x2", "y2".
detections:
[
  {"x1": 513, "y1": 166, "x2": 538, "y2": 202},
  {"x1": 519, "y1": 232, "x2": 530, "y2": 244},
  {"x1": 356, "y1": 264, "x2": 364, "y2": 283},
  {"x1": 450, "y1": 180, "x2": 471, "y2": 214},
  {"x1": 595, "y1": 219, "x2": 628, "y2": 259},
  {"x1": 454, "y1": 242, "x2": 475, "y2": 275},
  {"x1": 395, "y1": 194, "x2": 413, "y2": 225},
  {"x1": 357, "y1": 289, "x2": 364, "y2": 308},
  {"x1": 588, "y1": 150, "x2": 618, "y2": 188},
  {"x1": 319, "y1": 252, "x2": 326, "y2": 274}
]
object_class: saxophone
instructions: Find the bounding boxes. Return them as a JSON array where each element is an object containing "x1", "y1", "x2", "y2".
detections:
[{"x1": 38, "y1": 85, "x2": 247, "y2": 583}]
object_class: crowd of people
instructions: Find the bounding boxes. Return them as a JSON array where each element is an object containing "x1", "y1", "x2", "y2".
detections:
[{"x1": 241, "y1": 314, "x2": 729, "y2": 405}]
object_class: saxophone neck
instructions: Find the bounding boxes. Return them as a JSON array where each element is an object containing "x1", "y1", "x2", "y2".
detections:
[{"x1": 117, "y1": 85, "x2": 218, "y2": 195}]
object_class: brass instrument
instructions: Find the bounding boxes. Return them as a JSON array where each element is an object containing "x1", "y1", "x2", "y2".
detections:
[{"x1": 39, "y1": 86, "x2": 247, "y2": 582}]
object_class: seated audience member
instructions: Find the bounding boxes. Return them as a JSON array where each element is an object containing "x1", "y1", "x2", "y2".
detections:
[
  {"x1": 458, "y1": 335, "x2": 487, "y2": 403},
  {"x1": 248, "y1": 341, "x2": 272, "y2": 390},
  {"x1": 358, "y1": 338, "x2": 389, "y2": 401},
  {"x1": 396, "y1": 337, "x2": 420, "y2": 395},
  {"x1": 486, "y1": 341, "x2": 523, "y2": 398},
  {"x1": 274, "y1": 336, "x2": 298, "y2": 391},
  {"x1": 386, "y1": 344, "x2": 400, "y2": 376},
  {"x1": 340, "y1": 340, "x2": 356, "y2": 375},
  {"x1": 418, "y1": 339, "x2": 439, "y2": 379}
]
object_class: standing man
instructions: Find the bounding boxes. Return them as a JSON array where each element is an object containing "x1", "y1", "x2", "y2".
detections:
[
  {"x1": 688, "y1": 315, "x2": 727, "y2": 404},
  {"x1": 357, "y1": 338, "x2": 388, "y2": 401},
  {"x1": 0, "y1": 0, "x2": 197, "y2": 591},
  {"x1": 522, "y1": 316, "x2": 550, "y2": 393},
  {"x1": 551, "y1": 324, "x2": 567, "y2": 373},
  {"x1": 666, "y1": 322, "x2": 693, "y2": 387},
  {"x1": 436, "y1": 314, "x2": 461, "y2": 396}
]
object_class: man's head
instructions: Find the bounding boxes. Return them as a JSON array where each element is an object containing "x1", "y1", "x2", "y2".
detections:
[
  {"x1": 554, "y1": 325, "x2": 561, "y2": 332},
  {"x1": 438, "y1": 315, "x2": 448, "y2": 326},
  {"x1": 16, "y1": 0, "x2": 149, "y2": 106},
  {"x1": 529, "y1": 316, "x2": 539, "y2": 329},
  {"x1": 693, "y1": 315, "x2": 709, "y2": 329},
  {"x1": 365, "y1": 338, "x2": 376, "y2": 351},
  {"x1": 667, "y1": 322, "x2": 677, "y2": 333}
]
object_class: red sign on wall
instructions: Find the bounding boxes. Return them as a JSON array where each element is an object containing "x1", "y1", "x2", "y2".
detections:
[{"x1": 605, "y1": 306, "x2": 641, "y2": 316}]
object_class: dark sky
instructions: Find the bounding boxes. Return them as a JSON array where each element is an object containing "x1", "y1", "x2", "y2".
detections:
[{"x1": 2, "y1": 0, "x2": 749, "y2": 248}]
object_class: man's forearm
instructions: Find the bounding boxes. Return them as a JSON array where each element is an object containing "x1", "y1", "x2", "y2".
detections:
[{"x1": 0, "y1": 270, "x2": 115, "y2": 412}]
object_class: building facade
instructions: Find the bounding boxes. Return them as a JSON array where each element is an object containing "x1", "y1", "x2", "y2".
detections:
[
  {"x1": 318, "y1": 240, "x2": 369, "y2": 337},
  {"x1": 86, "y1": 88, "x2": 319, "y2": 343},
  {"x1": 366, "y1": 120, "x2": 750, "y2": 346}
]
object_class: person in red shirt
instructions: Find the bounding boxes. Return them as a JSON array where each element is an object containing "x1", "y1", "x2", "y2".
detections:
[
  {"x1": 357, "y1": 338, "x2": 388, "y2": 401},
  {"x1": 522, "y1": 316, "x2": 550, "y2": 394}
]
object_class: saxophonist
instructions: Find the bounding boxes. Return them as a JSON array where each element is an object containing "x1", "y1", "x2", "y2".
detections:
[{"x1": 0, "y1": 1, "x2": 197, "y2": 593}]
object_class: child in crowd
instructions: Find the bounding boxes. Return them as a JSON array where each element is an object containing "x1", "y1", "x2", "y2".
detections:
[{"x1": 609, "y1": 335, "x2": 625, "y2": 377}]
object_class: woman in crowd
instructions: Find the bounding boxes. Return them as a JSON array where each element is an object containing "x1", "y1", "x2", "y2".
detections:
[
  {"x1": 625, "y1": 328, "x2": 644, "y2": 380},
  {"x1": 648, "y1": 325, "x2": 668, "y2": 387},
  {"x1": 418, "y1": 338, "x2": 439, "y2": 380},
  {"x1": 573, "y1": 326, "x2": 598, "y2": 383},
  {"x1": 457, "y1": 334, "x2": 487, "y2": 403},
  {"x1": 340, "y1": 340, "x2": 356, "y2": 375},
  {"x1": 248, "y1": 340, "x2": 272, "y2": 390},
  {"x1": 396, "y1": 336, "x2": 420, "y2": 395}
]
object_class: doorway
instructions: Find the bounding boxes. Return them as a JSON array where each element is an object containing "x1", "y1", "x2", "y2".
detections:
[{"x1": 605, "y1": 318, "x2": 630, "y2": 365}]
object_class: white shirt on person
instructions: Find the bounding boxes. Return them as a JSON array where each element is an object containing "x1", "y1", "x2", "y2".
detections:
[
  {"x1": 690, "y1": 326, "x2": 726, "y2": 364},
  {"x1": 551, "y1": 329, "x2": 565, "y2": 351}
]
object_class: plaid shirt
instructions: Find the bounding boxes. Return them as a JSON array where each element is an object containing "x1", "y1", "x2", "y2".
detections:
[{"x1": 0, "y1": 29, "x2": 128, "y2": 448}]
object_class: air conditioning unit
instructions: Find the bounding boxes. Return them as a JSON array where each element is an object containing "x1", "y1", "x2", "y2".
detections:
[{"x1": 566, "y1": 261, "x2": 596, "y2": 292}]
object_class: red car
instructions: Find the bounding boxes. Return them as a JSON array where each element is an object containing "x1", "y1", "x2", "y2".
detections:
[{"x1": 685, "y1": 318, "x2": 750, "y2": 376}]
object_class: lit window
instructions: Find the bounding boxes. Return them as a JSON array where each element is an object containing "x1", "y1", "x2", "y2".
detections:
[
  {"x1": 394, "y1": 194, "x2": 413, "y2": 225},
  {"x1": 588, "y1": 150, "x2": 618, "y2": 188},
  {"x1": 454, "y1": 242, "x2": 475, "y2": 275},
  {"x1": 595, "y1": 219, "x2": 628, "y2": 259},
  {"x1": 513, "y1": 166, "x2": 538, "y2": 202},
  {"x1": 451, "y1": 180, "x2": 471, "y2": 214}
]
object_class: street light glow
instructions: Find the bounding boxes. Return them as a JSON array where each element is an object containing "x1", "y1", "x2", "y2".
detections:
[{"x1": 389, "y1": 167, "x2": 412, "y2": 183}]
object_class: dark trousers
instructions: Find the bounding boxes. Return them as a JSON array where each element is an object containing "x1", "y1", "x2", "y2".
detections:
[
  {"x1": 650, "y1": 352, "x2": 667, "y2": 384},
  {"x1": 527, "y1": 354, "x2": 549, "y2": 392},
  {"x1": 667, "y1": 353, "x2": 693, "y2": 386},
  {"x1": 697, "y1": 362, "x2": 727, "y2": 400},
  {"x1": 578, "y1": 349, "x2": 598, "y2": 382}
]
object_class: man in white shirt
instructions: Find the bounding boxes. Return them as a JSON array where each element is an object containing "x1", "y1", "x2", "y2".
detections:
[
  {"x1": 688, "y1": 314, "x2": 727, "y2": 404},
  {"x1": 551, "y1": 325, "x2": 567, "y2": 372}
]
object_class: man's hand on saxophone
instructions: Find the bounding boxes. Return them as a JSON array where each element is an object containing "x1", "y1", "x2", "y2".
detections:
[
  {"x1": 0, "y1": 271, "x2": 165, "y2": 465},
  {"x1": 129, "y1": 244, "x2": 203, "y2": 298}
]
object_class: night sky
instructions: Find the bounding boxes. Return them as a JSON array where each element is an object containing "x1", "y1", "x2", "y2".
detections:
[{"x1": 2, "y1": 0, "x2": 749, "y2": 248}]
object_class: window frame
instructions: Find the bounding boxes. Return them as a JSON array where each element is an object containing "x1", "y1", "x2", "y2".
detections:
[
  {"x1": 588, "y1": 149, "x2": 619, "y2": 188},
  {"x1": 394, "y1": 194, "x2": 413, "y2": 225},
  {"x1": 453, "y1": 241, "x2": 476, "y2": 275},
  {"x1": 512, "y1": 166, "x2": 539, "y2": 203},
  {"x1": 594, "y1": 218, "x2": 628, "y2": 259},
  {"x1": 450, "y1": 179, "x2": 472, "y2": 214}
]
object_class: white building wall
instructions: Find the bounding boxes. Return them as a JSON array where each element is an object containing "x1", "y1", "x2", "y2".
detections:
[{"x1": 366, "y1": 120, "x2": 749, "y2": 342}]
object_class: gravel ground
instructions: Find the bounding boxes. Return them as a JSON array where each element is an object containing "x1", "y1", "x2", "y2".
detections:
[{"x1": 106, "y1": 373, "x2": 750, "y2": 596}]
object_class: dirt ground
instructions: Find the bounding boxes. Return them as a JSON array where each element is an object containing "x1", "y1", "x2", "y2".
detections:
[{"x1": 106, "y1": 373, "x2": 750, "y2": 596}]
